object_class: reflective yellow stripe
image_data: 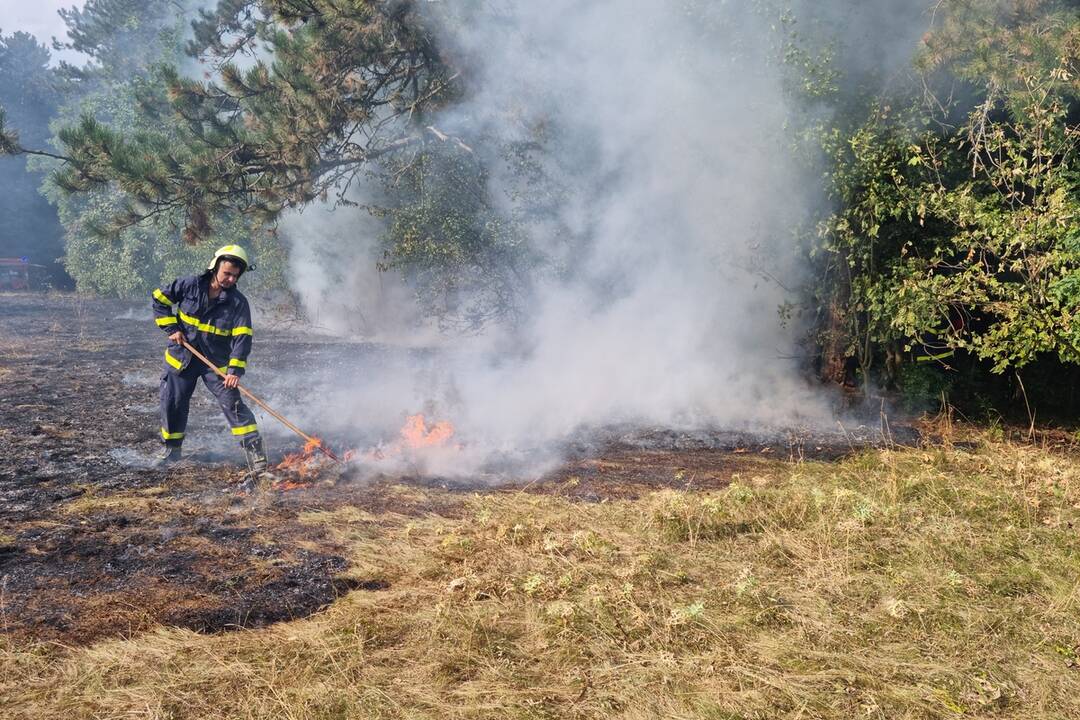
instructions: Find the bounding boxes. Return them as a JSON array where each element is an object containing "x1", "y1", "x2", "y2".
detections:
[
  {"x1": 161, "y1": 428, "x2": 185, "y2": 440},
  {"x1": 177, "y1": 311, "x2": 253, "y2": 338},
  {"x1": 164, "y1": 348, "x2": 183, "y2": 370},
  {"x1": 155, "y1": 316, "x2": 178, "y2": 327},
  {"x1": 228, "y1": 358, "x2": 246, "y2": 368},
  {"x1": 178, "y1": 311, "x2": 231, "y2": 337},
  {"x1": 231, "y1": 423, "x2": 258, "y2": 436},
  {"x1": 153, "y1": 289, "x2": 175, "y2": 306}
]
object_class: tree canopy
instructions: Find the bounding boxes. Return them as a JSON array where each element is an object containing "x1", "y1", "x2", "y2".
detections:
[
  {"x1": 816, "y1": 0, "x2": 1080, "y2": 387},
  {"x1": 3, "y1": 0, "x2": 1080, "y2": 415},
  {"x1": 51, "y1": 0, "x2": 455, "y2": 244},
  {"x1": 12, "y1": 0, "x2": 288, "y2": 297},
  {"x1": 0, "y1": 31, "x2": 69, "y2": 286}
]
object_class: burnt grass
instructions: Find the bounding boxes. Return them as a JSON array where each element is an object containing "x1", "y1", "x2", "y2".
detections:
[{"x1": 0, "y1": 292, "x2": 913, "y2": 646}]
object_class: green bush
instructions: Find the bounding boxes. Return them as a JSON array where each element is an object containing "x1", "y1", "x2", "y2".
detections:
[{"x1": 897, "y1": 362, "x2": 952, "y2": 414}]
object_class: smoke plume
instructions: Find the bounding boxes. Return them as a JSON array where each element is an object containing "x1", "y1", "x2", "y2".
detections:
[{"x1": 275, "y1": 0, "x2": 931, "y2": 476}]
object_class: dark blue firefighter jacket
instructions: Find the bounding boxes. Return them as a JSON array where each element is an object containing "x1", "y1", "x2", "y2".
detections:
[{"x1": 151, "y1": 272, "x2": 253, "y2": 377}]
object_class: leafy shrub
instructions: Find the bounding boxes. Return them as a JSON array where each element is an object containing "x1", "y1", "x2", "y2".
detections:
[{"x1": 897, "y1": 363, "x2": 952, "y2": 414}]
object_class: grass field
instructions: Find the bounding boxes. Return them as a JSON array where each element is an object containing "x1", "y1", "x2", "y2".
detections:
[{"x1": 4, "y1": 427, "x2": 1080, "y2": 719}]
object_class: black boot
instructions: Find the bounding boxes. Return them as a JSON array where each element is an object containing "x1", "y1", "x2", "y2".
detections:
[
  {"x1": 243, "y1": 436, "x2": 268, "y2": 474},
  {"x1": 238, "y1": 437, "x2": 271, "y2": 493},
  {"x1": 156, "y1": 444, "x2": 182, "y2": 467}
]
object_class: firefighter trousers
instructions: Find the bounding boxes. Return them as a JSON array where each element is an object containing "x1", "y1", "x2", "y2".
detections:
[{"x1": 159, "y1": 362, "x2": 260, "y2": 448}]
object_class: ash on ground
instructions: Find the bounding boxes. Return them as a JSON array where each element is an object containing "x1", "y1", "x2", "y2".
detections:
[{"x1": 1, "y1": 293, "x2": 921, "y2": 645}]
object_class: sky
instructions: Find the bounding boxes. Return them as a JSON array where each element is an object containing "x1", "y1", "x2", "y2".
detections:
[{"x1": 0, "y1": 0, "x2": 87, "y2": 64}]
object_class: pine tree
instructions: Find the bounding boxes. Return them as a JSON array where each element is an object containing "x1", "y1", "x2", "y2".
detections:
[
  {"x1": 53, "y1": 0, "x2": 174, "y2": 86},
  {"x1": 0, "y1": 31, "x2": 70, "y2": 286},
  {"x1": 52, "y1": 0, "x2": 455, "y2": 243},
  {"x1": 26, "y1": 0, "x2": 287, "y2": 297}
]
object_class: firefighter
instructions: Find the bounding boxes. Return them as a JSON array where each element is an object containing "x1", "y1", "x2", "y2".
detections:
[{"x1": 151, "y1": 244, "x2": 267, "y2": 473}]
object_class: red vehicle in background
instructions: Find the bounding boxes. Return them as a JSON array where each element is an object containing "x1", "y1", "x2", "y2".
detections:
[{"x1": 0, "y1": 258, "x2": 34, "y2": 290}]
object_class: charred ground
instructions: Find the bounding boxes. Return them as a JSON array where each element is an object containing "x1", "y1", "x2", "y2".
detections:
[{"x1": 0, "y1": 292, "x2": 906, "y2": 645}]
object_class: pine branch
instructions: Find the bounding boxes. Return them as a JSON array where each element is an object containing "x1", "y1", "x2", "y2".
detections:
[
  {"x1": 1, "y1": 105, "x2": 72, "y2": 161},
  {"x1": 0, "y1": 106, "x2": 18, "y2": 156},
  {"x1": 51, "y1": 0, "x2": 457, "y2": 241}
]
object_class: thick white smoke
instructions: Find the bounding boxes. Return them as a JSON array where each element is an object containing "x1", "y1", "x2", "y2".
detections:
[
  {"x1": 424, "y1": 1, "x2": 821, "y2": 456},
  {"x1": 273, "y1": 1, "x2": 928, "y2": 476},
  {"x1": 279, "y1": 197, "x2": 437, "y2": 341}
]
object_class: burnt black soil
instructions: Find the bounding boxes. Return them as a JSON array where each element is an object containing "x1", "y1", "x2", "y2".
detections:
[{"x1": 0, "y1": 292, "x2": 913, "y2": 645}]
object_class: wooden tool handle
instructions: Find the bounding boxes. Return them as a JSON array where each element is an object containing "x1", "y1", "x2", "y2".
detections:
[{"x1": 179, "y1": 338, "x2": 340, "y2": 462}]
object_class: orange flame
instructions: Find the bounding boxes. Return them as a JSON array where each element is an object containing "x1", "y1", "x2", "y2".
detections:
[
  {"x1": 401, "y1": 414, "x2": 454, "y2": 448},
  {"x1": 272, "y1": 414, "x2": 458, "y2": 490},
  {"x1": 364, "y1": 413, "x2": 457, "y2": 461},
  {"x1": 274, "y1": 437, "x2": 329, "y2": 488}
]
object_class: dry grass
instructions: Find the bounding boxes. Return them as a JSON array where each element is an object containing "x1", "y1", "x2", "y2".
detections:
[
  {"x1": 58, "y1": 486, "x2": 181, "y2": 517},
  {"x1": 4, "y1": 432, "x2": 1080, "y2": 719}
]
